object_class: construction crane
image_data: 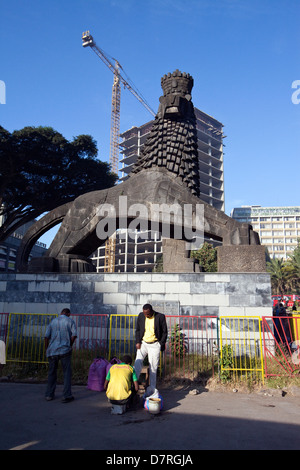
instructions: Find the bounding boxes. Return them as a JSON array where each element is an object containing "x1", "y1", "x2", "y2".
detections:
[
  {"x1": 82, "y1": 31, "x2": 155, "y2": 272},
  {"x1": 82, "y1": 30, "x2": 155, "y2": 175}
]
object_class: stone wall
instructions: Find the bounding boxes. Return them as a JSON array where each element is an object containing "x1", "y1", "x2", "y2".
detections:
[{"x1": 0, "y1": 272, "x2": 272, "y2": 318}]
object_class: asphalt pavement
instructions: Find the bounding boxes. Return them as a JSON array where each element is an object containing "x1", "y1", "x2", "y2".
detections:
[{"x1": 1, "y1": 381, "x2": 300, "y2": 455}]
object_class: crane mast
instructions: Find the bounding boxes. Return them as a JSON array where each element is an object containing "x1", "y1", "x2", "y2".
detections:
[
  {"x1": 82, "y1": 30, "x2": 155, "y2": 175},
  {"x1": 110, "y1": 61, "x2": 121, "y2": 177},
  {"x1": 82, "y1": 31, "x2": 155, "y2": 272}
]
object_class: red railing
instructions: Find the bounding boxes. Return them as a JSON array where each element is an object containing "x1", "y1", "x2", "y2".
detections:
[
  {"x1": 262, "y1": 315, "x2": 300, "y2": 377},
  {"x1": 164, "y1": 315, "x2": 218, "y2": 379},
  {"x1": 2, "y1": 312, "x2": 300, "y2": 380}
]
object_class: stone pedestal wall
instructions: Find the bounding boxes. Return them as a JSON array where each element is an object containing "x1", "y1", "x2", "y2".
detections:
[
  {"x1": 217, "y1": 245, "x2": 266, "y2": 273},
  {"x1": 0, "y1": 272, "x2": 272, "y2": 318}
]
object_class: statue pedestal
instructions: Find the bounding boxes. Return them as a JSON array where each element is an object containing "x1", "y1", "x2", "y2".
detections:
[
  {"x1": 217, "y1": 245, "x2": 266, "y2": 273},
  {"x1": 162, "y1": 239, "x2": 200, "y2": 273}
]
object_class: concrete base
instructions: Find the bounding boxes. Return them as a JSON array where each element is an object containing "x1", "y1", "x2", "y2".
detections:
[
  {"x1": 0, "y1": 271, "x2": 272, "y2": 317},
  {"x1": 162, "y1": 239, "x2": 200, "y2": 273},
  {"x1": 217, "y1": 245, "x2": 266, "y2": 273}
]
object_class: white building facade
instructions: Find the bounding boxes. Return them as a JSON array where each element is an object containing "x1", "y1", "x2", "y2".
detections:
[{"x1": 231, "y1": 205, "x2": 300, "y2": 260}]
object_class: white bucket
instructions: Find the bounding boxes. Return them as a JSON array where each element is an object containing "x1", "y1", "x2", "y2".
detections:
[{"x1": 148, "y1": 398, "x2": 161, "y2": 414}]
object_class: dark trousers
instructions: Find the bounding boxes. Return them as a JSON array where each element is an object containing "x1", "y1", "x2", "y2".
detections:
[
  {"x1": 109, "y1": 387, "x2": 137, "y2": 406},
  {"x1": 45, "y1": 352, "x2": 72, "y2": 399}
]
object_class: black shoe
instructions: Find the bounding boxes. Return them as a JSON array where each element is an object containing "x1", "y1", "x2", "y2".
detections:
[{"x1": 61, "y1": 396, "x2": 74, "y2": 403}]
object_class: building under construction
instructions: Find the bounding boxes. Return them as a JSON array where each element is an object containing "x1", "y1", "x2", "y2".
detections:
[{"x1": 91, "y1": 107, "x2": 225, "y2": 273}]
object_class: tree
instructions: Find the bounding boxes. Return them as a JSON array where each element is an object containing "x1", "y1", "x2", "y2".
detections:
[
  {"x1": 0, "y1": 126, "x2": 117, "y2": 242},
  {"x1": 169, "y1": 324, "x2": 188, "y2": 357},
  {"x1": 285, "y1": 239, "x2": 300, "y2": 292},
  {"x1": 266, "y1": 257, "x2": 287, "y2": 295},
  {"x1": 191, "y1": 242, "x2": 217, "y2": 272},
  {"x1": 153, "y1": 254, "x2": 163, "y2": 272}
]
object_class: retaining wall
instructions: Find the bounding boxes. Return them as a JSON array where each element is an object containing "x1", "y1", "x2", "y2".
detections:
[{"x1": 0, "y1": 272, "x2": 272, "y2": 318}]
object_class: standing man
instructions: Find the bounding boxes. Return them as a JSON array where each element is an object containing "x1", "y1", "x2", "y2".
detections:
[
  {"x1": 134, "y1": 304, "x2": 168, "y2": 396},
  {"x1": 44, "y1": 308, "x2": 77, "y2": 403}
]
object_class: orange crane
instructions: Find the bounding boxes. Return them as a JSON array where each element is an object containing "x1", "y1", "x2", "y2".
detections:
[{"x1": 82, "y1": 31, "x2": 155, "y2": 272}]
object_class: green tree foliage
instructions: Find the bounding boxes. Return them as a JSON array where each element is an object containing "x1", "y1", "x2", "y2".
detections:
[
  {"x1": 153, "y1": 254, "x2": 163, "y2": 272},
  {"x1": 0, "y1": 126, "x2": 117, "y2": 242},
  {"x1": 169, "y1": 324, "x2": 188, "y2": 358},
  {"x1": 266, "y1": 239, "x2": 300, "y2": 294},
  {"x1": 191, "y1": 242, "x2": 217, "y2": 272},
  {"x1": 266, "y1": 257, "x2": 287, "y2": 296},
  {"x1": 285, "y1": 239, "x2": 300, "y2": 292}
]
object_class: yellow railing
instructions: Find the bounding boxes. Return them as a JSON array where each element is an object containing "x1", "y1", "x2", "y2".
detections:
[
  {"x1": 219, "y1": 316, "x2": 264, "y2": 383},
  {"x1": 6, "y1": 313, "x2": 57, "y2": 364},
  {"x1": 2, "y1": 313, "x2": 267, "y2": 382},
  {"x1": 108, "y1": 314, "x2": 138, "y2": 359}
]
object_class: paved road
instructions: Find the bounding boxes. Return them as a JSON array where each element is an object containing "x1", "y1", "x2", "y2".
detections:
[{"x1": 1, "y1": 382, "x2": 300, "y2": 454}]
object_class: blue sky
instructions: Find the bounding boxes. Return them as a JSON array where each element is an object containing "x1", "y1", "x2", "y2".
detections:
[{"x1": 1, "y1": 0, "x2": 299, "y2": 246}]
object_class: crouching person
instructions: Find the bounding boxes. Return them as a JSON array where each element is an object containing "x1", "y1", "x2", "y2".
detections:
[{"x1": 104, "y1": 355, "x2": 139, "y2": 412}]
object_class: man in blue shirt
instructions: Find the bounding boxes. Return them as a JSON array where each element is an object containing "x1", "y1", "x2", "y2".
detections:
[{"x1": 44, "y1": 308, "x2": 77, "y2": 403}]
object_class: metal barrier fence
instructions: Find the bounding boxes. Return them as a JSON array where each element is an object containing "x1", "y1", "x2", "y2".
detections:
[
  {"x1": 262, "y1": 315, "x2": 300, "y2": 378},
  {"x1": 164, "y1": 315, "x2": 218, "y2": 379},
  {"x1": 219, "y1": 316, "x2": 264, "y2": 383},
  {"x1": 1, "y1": 312, "x2": 300, "y2": 382},
  {"x1": 5, "y1": 313, "x2": 57, "y2": 364},
  {"x1": 71, "y1": 314, "x2": 109, "y2": 373},
  {"x1": 108, "y1": 314, "x2": 137, "y2": 359},
  {"x1": 0, "y1": 313, "x2": 8, "y2": 343},
  {"x1": 108, "y1": 314, "x2": 219, "y2": 379}
]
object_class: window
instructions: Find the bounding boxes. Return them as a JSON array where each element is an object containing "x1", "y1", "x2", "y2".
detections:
[
  {"x1": 0, "y1": 246, "x2": 7, "y2": 256},
  {"x1": 273, "y1": 231, "x2": 283, "y2": 236},
  {"x1": 285, "y1": 231, "x2": 295, "y2": 236},
  {"x1": 261, "y1": 238, "x2": 272, "y2": 244},
  {"x1": 286, "y1": 238, "x2": 296, "y2": 244},
  {"x1": 8, "y1": 261, "x2": 15, "y2": 270}
]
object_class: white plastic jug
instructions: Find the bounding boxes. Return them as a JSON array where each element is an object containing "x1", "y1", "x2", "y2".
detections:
[{"x1": 148, "y1": 398, "x2": 161, "y2": 414}]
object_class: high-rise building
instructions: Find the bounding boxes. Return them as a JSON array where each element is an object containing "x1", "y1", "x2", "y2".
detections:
[
  {"x1": 231, "y1": 205, "x2": 300, "y2": 259},
  {"x1": 119, "y1": 108, "x2": 225, "y2": 211},
  {"x1": 0, "y1": 220, "x2": 47, "y2": 272},
  {"x1": 91, "y1": 107, "x2": 225, "y2": 272}
]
